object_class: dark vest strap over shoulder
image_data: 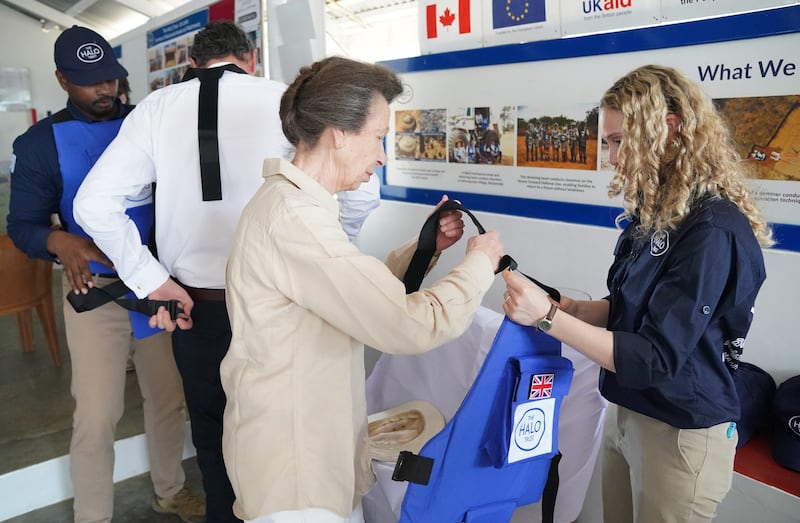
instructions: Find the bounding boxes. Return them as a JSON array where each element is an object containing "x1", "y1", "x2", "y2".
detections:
[
  {"x1": 402, "y1": 199, "x2": 561, "y2": 302},
  {"x1": 181, "y1": 64, "x2": 248, "y2": 202}
]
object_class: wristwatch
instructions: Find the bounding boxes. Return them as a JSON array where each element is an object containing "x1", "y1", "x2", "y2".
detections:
[{"x1": 536, "y1": 303, "x2": 559, "y2": 332}]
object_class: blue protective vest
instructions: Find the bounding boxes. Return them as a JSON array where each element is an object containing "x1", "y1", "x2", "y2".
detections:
[
  {"x1": 51, "y1": 111, "x2": 158, "y2": 338},
  {"x1": 395, "y1": 320, "x2": 573, "y2": 523},
  {"x1": 397, "y1": 201, "x2": 574, "y2": 523}
]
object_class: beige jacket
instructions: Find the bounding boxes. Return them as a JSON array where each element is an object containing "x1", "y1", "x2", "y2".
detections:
[{"x1": 222, "y1": 158, "x2": 495, "y2": 519}]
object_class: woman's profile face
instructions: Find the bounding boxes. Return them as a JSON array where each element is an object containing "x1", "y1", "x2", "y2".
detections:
[
  {"x1": 336, "y1": 95, "x2": 390, "y2": 192},
  {"x1": 600, "y1": 107, "x2": 624, "y2": 168}
]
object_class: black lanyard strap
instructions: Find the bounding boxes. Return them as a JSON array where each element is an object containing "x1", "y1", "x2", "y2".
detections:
[{"x1": 401, "y1": 200, "x2": 561, "y2": 303}]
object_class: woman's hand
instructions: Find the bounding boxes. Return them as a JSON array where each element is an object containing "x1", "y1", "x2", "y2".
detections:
[
  {"x1": 432, "y1": 195, "x2": 465, "y2": 253},
  {"x1": 501, "y1": 269, "x2": 553, "y2": 326},
  {"x1": 465, "y1": 230, "x2": 504, "y2": 272}
]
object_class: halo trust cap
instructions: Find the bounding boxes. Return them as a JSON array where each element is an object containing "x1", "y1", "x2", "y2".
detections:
[
  {"x1": 54, "y1": 25, "x2": 128, "y2": 86},
  {"x1": 771, "y1": 374, "x2": 800, "y2": 472}
]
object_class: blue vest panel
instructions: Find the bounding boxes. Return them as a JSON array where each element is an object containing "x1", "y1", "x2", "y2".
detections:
[
  {"x1": 398, "y1": 318, "x2": 574, "y2": 523},
  {"x1": 52, "y1": 118, "x2": 159, "y2": 339}
]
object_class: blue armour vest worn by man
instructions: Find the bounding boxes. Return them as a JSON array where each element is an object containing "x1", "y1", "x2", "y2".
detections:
[
  {"x1": 394, "y1": 201, "x2": 574, "y2": 523},
  {"x1": 52, "y1": 109, "x2": 159, "y2": 338}
]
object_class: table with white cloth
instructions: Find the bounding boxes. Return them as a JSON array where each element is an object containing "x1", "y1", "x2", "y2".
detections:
[{"x1": 363, "y1": 306, "x2": 608, "y2": 523}]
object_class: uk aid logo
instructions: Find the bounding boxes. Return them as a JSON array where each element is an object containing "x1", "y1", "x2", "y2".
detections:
[{"x1": 77, "y1": 43, "x2": 104, "y2": 64}]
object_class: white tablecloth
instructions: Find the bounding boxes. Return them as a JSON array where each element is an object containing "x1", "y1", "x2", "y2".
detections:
[{"x1": 363, "y1": 306, "x2": 608, "y2": 523}]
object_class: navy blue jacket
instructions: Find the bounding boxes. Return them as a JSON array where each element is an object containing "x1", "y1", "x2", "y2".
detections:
[
  {"x1": 7, "y1": 100, "x2": 132, "y2": 261},
  {"x1": 601, "y1": 196, "x2": 766, "y2": 429}
]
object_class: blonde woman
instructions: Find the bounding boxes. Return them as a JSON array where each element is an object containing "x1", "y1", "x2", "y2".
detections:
[{"x1": 502, "y1": 64, "x2": 772, "y2": 522}]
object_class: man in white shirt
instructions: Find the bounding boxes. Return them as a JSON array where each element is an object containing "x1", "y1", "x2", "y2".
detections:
[{"x1": 75, "y1": 21, "x2": 380, "y2": 522}]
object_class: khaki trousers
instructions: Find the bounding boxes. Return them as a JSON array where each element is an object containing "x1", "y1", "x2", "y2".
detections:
[
  {"x1": 248, "y1": 505, "x2": 364, "y2": 523},
  {"x1": 63, "y1": 276, "x2": 187, "y2": 523},
  {"x1": 602, "y1": 404, "x2": 737, "y2": 523}
]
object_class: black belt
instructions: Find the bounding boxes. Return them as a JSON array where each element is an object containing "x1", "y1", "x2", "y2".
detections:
[{"x1": 182, "y1": 285, "x2": 225, "y2": 302}]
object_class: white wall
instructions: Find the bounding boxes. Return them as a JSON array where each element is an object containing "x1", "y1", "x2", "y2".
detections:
[
  {"x1": 356, "y1": 199, "x2": 800, "y2": 385},
  {"x1": 0, "y1": 3, "x2": 66, "y2": 119}
]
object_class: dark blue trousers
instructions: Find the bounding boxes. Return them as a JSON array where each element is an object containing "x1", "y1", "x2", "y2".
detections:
[{"x1": 172, "y1": 300, "x2": 242, "y2": 523}]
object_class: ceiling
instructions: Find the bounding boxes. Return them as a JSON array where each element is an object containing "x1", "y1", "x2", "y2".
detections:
[{"x1": 0, "y1": 0, "x2": 418, "y2": 42}]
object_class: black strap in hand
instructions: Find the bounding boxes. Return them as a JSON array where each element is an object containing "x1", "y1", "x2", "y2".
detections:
[
  {"x1": 66, "y1": 279, "x2": 182, "y2": 320},
  {"x1": 401, "y1": 200, "x2": 561, "y2": 303}
]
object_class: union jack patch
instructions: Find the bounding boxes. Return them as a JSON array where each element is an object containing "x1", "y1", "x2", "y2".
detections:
[{"x1": 529, "y1": 373, "x2": 554, "y2": 400}]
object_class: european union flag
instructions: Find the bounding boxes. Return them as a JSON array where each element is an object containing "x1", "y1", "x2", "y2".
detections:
[{"x1": 492, "y1": 0, "x2": 546, "y2": 29}]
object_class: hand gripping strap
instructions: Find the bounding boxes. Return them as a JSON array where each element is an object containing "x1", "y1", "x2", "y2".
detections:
[
  {"x1": 401, "y1": 200, "x2": 561, "y2": 303},
  {"x1": 66, "y1": 279, "x2": 181, "y2": 320}
]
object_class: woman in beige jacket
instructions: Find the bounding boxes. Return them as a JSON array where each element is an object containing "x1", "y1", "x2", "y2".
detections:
[{"x1": 222, "y1": 56, "x2": 505, "y2": 523}]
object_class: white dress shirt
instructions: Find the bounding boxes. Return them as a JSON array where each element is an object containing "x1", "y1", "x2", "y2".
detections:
[{"x1": 75, "y1": 68, "x2": 382, "y2": 297}]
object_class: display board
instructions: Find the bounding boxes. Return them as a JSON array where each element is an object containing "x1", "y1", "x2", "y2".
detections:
[
  {"x1": 145, "y1": 0, "x2": 262, "y2": 92},
  {"x1": 384, "y1": 5, "x2": 800, "y2": 251}
]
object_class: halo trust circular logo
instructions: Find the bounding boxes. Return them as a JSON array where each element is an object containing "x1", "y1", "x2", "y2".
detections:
[
  {"x1": 77, "y1": 43, "x2": 104, "y2": 63},
  {"x1": 513, "y1": 407, "x2": 546, "y2": 451}
]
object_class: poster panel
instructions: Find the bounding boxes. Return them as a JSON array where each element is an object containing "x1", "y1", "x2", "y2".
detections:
[
  {"x1": 660, "y1": 0, "x2": 796, "y2": 23},
  {"x1": 560, "y1": 0, "x2": 661, "y2": 36},
  {"x1": 419, "y1": 0, "x2": 484, "y2": 54},
  {"x1": 384, "y1": 6, "x2": 800, "y2": 249},
  {"x1": 236, "y1": 0, "x2": 261, "y2": 31},
  {"x1": 481, "y1": 0, "x2": 561, "y2": 47},
  {"x1": 146, "y1": 10, "x2": 208, "y2": 92},
  {"x1": 146, "y1": 0, "x2": 262, "y2": 91}
]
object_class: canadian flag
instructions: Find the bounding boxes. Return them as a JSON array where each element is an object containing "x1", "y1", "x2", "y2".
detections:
[{"x1": 426, "y1": 0, "x2": 472, "y2": 39}]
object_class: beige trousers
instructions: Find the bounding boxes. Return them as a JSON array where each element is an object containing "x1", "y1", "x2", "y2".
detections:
[
  {"x1": 248, "y1": 505, "x2": 364, "y2": 523},
  {"x1": 602, "y1": 404, "x2": 737, "y2": 523},
  {"x1": 63, "y1": 275, "x2": 187, "y2": 523}
]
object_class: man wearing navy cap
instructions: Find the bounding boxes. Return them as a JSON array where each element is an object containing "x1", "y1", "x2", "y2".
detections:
[{"x1": 7, "y1": 26, "x2": 203, "y2": 522}]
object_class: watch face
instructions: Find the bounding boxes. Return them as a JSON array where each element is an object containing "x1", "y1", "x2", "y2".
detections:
[{"x1": 538, "y1": 319, "x2": 552, "y2": 332}]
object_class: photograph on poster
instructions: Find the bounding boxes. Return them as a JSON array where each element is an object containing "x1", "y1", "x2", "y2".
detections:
[
  {"x1": 164, "y1": 42, "x2": 178, "y2": 68},
  {"x1": 446, "y1": 105, "x2": 515, "y2": 165},
  {"x1": 598, "y1": 94, "x2": 800, "y2": 179},
  {"x1": 395, "y1": 109, "x2": 447, "y2": 161},
  {"x1": 716, "y1": 94, "x2": 800, "y2": 182},
  {"x1": 148, "y1": 47, "x2": 163, "y2": 73},
  {"x1": 517, "y1": 104, "x2": 598, "y2": 170}
]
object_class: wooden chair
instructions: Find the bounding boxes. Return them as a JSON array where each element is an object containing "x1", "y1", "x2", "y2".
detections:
[{"x1": 0, "y1": 233, "x2": 61, "y2": 367}]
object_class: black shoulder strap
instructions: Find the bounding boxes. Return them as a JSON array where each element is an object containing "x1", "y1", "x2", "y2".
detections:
[
  {"x1": 181, "y1": 64, "x2": 248, "y2": 201},
  {"x1": 402, "y1": 200, "x2": 561, "y2": 303},
  {"x1": 52, "y1": 108, "x2": 73, "y2": 124}
]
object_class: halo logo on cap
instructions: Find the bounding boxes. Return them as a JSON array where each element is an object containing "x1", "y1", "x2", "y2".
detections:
[{"x1": 77, "y1": 43, "x2": 104, "y2": 63}]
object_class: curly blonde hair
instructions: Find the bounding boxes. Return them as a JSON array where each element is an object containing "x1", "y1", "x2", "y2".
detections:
[{"x1": 601, "y1": 65, "x2": 773, "y2": 247}]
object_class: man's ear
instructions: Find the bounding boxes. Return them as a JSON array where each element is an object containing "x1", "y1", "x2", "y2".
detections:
[
  {"x1": 55, "y1": 70, "x2": 69, "y2": 92},
  {"x1": 189, "y1": 58, "x2": 198, "y2": 68},
  {"x1": 245, "y1": 49, "x2": 257, "y2": 75}
]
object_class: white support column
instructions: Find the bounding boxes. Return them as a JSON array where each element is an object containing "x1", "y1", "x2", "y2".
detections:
[{"x1": 265, "y1": 0, "x2": 326, "y2": 84}]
